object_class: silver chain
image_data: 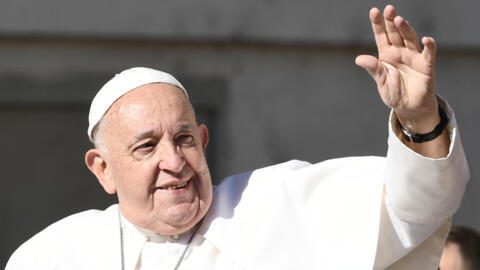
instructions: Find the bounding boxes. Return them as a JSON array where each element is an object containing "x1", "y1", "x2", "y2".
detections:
[{"x1": 118, "y1": 207, "x2": 197, "y2": 270}]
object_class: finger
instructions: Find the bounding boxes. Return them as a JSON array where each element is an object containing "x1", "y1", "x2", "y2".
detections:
[
  {"x1": 421, "y1": 37, "x2": 436, "y2": 64},
  {"x1": 370, "y1": 7, "x2": 390, "y2": 49},
  {"x1": 383, "y1": 5, "x2": 404, "y2": 46},
  {"x1": 355, "y1": 55, "x2": 379, "y2": 74},
  {"x1": 394, "y1": 16, "x2": 421, "y2": 51},
  {"x1": 355, "y1": 55, "x2": 385, "y2": 82},
  {"x1": 355, "y1": 55, "x2": 380, "y2": 80}
]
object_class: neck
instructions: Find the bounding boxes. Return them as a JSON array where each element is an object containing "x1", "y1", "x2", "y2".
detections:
[{"x1": 119, "y1": 209, "x2": 198, "y2": 243}]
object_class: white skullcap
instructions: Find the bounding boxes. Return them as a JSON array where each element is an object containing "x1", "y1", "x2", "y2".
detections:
[{"x1": 87, "y1": 67, "x2": 188, "y2": 143}]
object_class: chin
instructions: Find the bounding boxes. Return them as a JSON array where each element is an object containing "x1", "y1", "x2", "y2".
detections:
[
  {"x1": 151, "y1": 191, "x2": 212, "y2": 234},
  {"x1": 161, "y1": 205, "x2": 201, "y2": 233}
]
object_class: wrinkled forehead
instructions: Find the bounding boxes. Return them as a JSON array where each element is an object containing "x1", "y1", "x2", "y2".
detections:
[
  {"x1": 108, "y1": 83, "x2": 193, "y2": 122},
  {"x1": 88, "y1": 67, "x2": 188, "y2": 142},
  {"x1": 103, "y1": 83, "x2": 195, "y2": 142}
]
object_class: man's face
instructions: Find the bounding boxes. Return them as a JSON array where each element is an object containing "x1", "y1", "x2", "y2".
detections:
[
  {"x1": 439, "y1": 242, "x2": 465, "y2": 270},
  {"x1": 100, "y1": 83, "x2": 212, "y2": 235}
]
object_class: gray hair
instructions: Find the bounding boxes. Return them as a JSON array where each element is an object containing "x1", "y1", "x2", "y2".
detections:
[{"x1": 91, "y1": 117, "x2": 108, "y2": 152}]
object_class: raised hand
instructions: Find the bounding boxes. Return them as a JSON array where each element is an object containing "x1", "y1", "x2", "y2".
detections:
[{"x1": 355, "y1": 5, "x2": 439, "y2": 134}]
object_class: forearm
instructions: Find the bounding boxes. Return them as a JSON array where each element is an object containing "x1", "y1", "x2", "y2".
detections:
[
  {"x1": 385, "y1": 98, "x2": 469, "y2": 224},
  {"x1": 374, "y1": 99, "x2": 469, "y2": 267}
]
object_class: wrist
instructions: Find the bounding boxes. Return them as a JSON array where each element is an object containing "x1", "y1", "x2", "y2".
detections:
[
  {"x1": 395, "y1": 104, "x2": 449, "y2": 143},
  {"x1": 397, "y1": 112, "x2": 440, "y2": 134},
  {"x1": 395, "y1": 98, "x2": 440, "y2": 133}
]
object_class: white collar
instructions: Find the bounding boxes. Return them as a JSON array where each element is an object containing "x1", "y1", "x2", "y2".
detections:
[{"x1": 118, "y1": 210, "x2": 196, "y2": 269}]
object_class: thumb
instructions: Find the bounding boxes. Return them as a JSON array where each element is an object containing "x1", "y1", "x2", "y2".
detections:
[
  {"x1": 421, "y1": 37, "x2": 436, "y2": 65},
  {"x1": 355, "y1": 55, "x2": 380, "y2": 76},
  {"x1": 355, "y1": 55, "x2": 388, "y2": 88}
]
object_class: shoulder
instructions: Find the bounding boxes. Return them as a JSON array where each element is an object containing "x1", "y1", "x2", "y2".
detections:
[
  {"x1": 29, "y1": 204, "x2": 117, "y2": 242},
  {"x1": 6, "y1": 205, "x2": 118, "y2": 269}
]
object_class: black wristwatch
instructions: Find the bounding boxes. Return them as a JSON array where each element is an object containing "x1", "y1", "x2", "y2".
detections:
[{"x1": 397, "y1": 105, "x2": 449, "y2": 143}]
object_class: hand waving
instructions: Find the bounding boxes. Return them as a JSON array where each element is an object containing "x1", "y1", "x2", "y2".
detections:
[{"x1": 355, "y1": 5, "x2": 439, "y2": 133}]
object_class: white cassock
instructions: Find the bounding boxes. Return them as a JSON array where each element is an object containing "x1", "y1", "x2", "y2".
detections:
[{"x1": 6, "y1": 99, "x2": 469, "y2": 270}]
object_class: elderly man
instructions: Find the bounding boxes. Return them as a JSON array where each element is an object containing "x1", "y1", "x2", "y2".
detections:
[{"x1": 6, "y1": 5, "x2": 469, "y2": 270}]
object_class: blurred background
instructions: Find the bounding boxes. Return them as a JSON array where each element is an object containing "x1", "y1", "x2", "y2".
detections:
[{"x1": 1, "y1": 0, "x2": 479, "y2": 266}]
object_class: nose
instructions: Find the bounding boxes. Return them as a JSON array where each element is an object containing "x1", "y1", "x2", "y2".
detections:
[{"x1": 158, "y1": 142, "x2": 185, "y2": 173}]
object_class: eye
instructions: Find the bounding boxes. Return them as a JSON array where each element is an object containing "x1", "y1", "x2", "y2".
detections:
[
  {"x1": 134, "y1": 141, "x2": 156, "y2": 153},
  {"x1": 175, "y1": 134, "x2": 194, "y2": 147}
]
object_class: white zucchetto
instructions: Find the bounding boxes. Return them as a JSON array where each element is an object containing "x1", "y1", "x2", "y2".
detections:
[{"x1": 87, "y1": 67, "x2": 188, "y2": 142}]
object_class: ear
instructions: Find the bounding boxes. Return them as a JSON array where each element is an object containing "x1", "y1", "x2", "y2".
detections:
[
  {"x1": 198, "y1": 124, "x2": 209, "y2": 152},
  {"x1": 85, "y1": 149, "x2": 116, "y2": 194}
]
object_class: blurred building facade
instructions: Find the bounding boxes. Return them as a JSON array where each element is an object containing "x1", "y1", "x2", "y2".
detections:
[{"x1": 2, "y1": 0, "x2": 479, "y2": 266}]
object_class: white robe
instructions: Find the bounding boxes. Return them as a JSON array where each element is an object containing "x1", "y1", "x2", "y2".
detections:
[{"x1": 6, "y1": 100, "x2": 470, "y2": 269}]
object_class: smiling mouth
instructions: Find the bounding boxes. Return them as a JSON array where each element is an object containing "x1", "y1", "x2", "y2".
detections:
[{"x1": 159, "y1": 180, "x2": 189, "y2": 190}]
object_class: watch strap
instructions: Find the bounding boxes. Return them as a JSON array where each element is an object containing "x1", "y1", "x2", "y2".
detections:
[{"x1": 397, "y1": 105, "x2": 449, "y2": 143}]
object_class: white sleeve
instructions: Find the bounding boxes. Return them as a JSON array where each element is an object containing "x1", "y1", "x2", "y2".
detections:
[{"x1": 374, "y1": 97, "x2": 470, "y2": 269}]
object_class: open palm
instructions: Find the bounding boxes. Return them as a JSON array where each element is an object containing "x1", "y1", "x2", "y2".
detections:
[{"x1": 356, "y1": 5, "x2": 438, "y2": 129}]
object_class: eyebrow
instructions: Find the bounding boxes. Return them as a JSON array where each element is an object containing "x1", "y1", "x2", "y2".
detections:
[
  {"x1": 175, "y1": 123, "x2": 195, "y2": 133},
  {"x1": 126, "y1": 130, "x2": 155, "y2": 150},
  {"x1": 134, "y1": 130, "x2": 155, "y2": 142}
]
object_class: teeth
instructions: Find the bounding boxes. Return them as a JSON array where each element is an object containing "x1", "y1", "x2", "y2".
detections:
[{"x1": 164, "y1": 181, "x2": 187, "y2": 190}]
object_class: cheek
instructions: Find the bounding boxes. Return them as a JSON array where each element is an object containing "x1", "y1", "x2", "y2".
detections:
[
  {"x1": 110, "y1": 157, "x2": 158, "y2": 196},
  {"x1": 188, "y1": 152, "x2": 209, "y2": 177},
  {"x1": 189, "y1": 153, "x2": 212, "y2": 199}
]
